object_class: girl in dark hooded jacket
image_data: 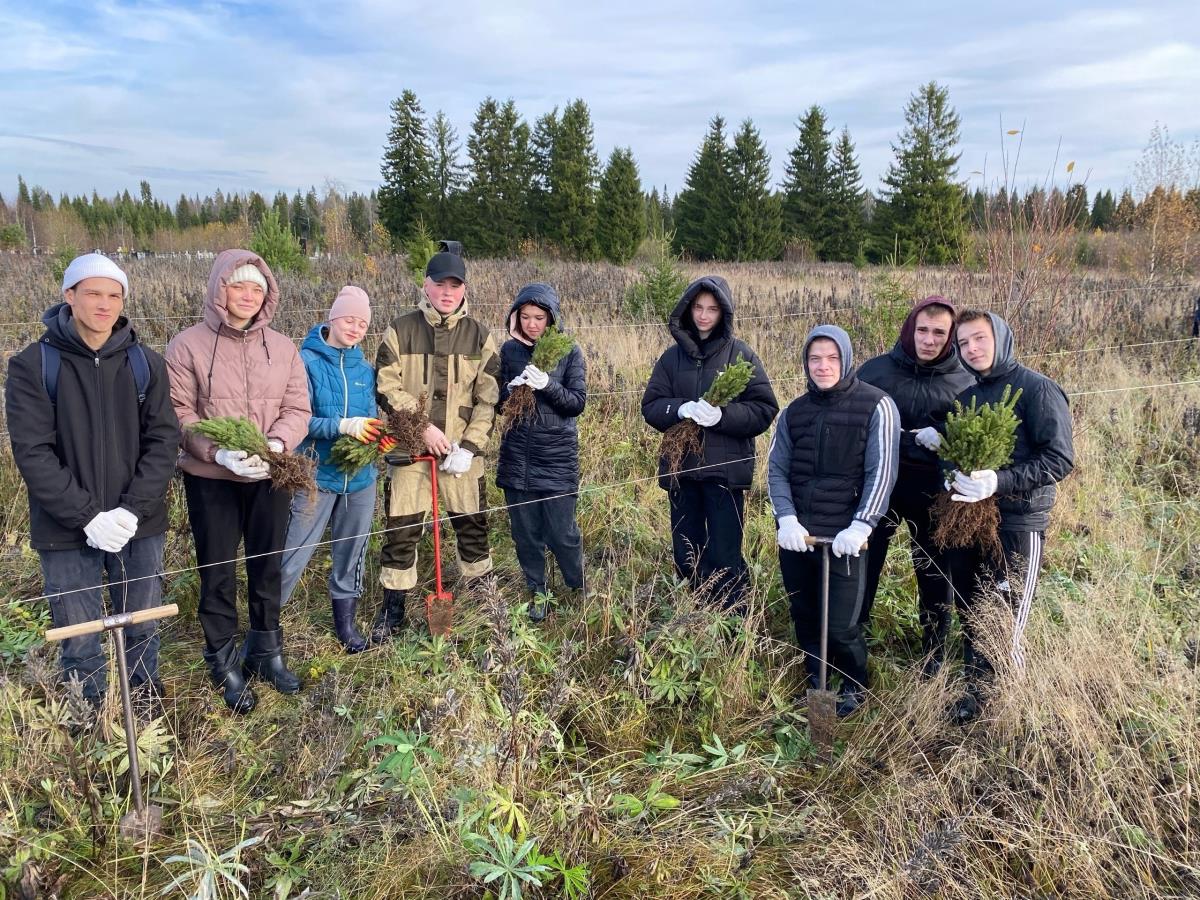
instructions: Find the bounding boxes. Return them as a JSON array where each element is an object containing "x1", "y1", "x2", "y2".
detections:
[
  {"x1": 497, "y1": 283, "x2": 587, "y2": 621},
  {"x1": 641, "y1": 276, "x2": 778, "y2": 613}
]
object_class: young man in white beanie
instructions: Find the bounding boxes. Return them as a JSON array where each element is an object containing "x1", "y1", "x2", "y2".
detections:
[
  {"x1": 5, "y1": 254, "x2": 180, "y2": 711},
  {"x1": 279, "y1": 285, "x2": 387, "y2": 653}
]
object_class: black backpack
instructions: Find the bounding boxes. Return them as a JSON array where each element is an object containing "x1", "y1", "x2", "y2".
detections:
[{"x1": 40, "y1": 340, "x2": 151, "y2": 407}]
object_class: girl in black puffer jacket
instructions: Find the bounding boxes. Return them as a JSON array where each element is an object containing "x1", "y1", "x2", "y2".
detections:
[{"x1": 497, "y1": 283, "x2": 587, "y2": 620}]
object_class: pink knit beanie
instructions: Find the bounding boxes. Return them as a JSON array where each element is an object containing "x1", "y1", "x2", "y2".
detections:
[{"x1": 329, "y1": 285, "x2": 371, "y2": 323}]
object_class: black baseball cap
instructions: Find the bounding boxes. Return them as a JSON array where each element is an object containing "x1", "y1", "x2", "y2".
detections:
[{"x1": 425, "y1": 250, "x2": 467, "y2": 284}]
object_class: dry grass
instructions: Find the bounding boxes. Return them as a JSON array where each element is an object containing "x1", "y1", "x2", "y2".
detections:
[{"x1": 0, "y1": 252, "x2": 1198, "y2": 897}]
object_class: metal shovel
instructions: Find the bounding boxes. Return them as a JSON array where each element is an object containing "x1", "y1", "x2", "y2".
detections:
[
  {"x1": 412, "y1": 455, "x2": 455, "y2": 637},
  {"x1": 45, "y1": 603, "x2": 179, "y2": 843},
  {"x1": 805, "y1": 538, "x2": 838, "y2": 758}
]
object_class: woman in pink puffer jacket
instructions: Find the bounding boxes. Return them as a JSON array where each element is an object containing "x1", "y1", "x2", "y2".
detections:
[{"x1": 165, "y1": 249, "x2": 311, "y2": 714}]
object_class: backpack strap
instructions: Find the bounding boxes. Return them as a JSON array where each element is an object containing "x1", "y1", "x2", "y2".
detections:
[
  {"x1": 40, "y1": 341, "x2": 151, "y2": 407},
  {"x1": 126, "y1": 343, "x2": 151, "y2": 406}
]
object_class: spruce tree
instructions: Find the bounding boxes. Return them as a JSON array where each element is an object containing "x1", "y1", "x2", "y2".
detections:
[
  {"x1": 673, "y1": 115, "x2": 733, "y2": 260},
  {"x1": 548, "y1": 99, "x2": 600, "y2": 259},
  {"x1": 1091, "y1": 189, "x2": 1116, "y2": 230},
  {"x1": 781, "y1": 105, "x2": 835, "y2": 256},
  {"x1": 271, "y1": 191, "x2": 289, "y2": 227},
  {"x1": 527, "y1": 109, "x2": 558, "y2": 241},
  {"x1": 464, "y1": 97, "x2": 531, "y2": 256},
  {"x1": 596, "y1": 147, "x2": 646, "y2": 264},
  {"x1": 429, "y1": 110, "x2": 466, "y2": 239},
  {"x1": 247, "y1": 192, "x2": 267, "y2": 228},
  {"x1": 826, "y1": 126, "x2": 866, "y2": 262},
  {"x1": 874, "y1": 81, "x2": 965, "y2": 264},
  {"x1": 727, "y1": 118, "x2": 782, "y2": 260},
  {"x1": 1064, "y1": 184, "x2": 1090, "y2": 229},
  {"x1": 346, "y1": 193, "x2": 372, "y2": 245},
  {"x1": 378, "y1": 89, "x2": 433, "y2": 245}
]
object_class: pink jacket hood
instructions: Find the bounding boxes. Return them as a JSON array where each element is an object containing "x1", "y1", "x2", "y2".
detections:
[{"x1": 204, "y1": 249, "x2": 281, "y2": 336}]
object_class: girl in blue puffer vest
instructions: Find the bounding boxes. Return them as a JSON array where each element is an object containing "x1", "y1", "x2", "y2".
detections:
[{"x1": 279, "y1": 286, "x2": 381, "y2": 653}]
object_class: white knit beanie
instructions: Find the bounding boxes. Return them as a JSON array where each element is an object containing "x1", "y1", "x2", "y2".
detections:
[
  {"x1": 226, "y1": 264, "x2": 268, "y2": 292},
  {"x1": 61, "y1": 253, "x2": 129, "y2": 297}
]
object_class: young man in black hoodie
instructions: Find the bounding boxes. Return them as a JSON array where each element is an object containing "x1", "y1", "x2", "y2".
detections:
[
  {"x1": 641, "y1": 276, "x2": 777, "y2": 613},
  {"x1": 5, "y1": 254, "x2": 180, "y2": 708},
  {"x1": 941, "y1": 310, "x2": 1074, "y2": 723},
  {"x1": 768, "y1": 325, "x2": 900, "y2": 717},
  {"x1": 857, "y1": 296, "x2": 974, "y2": 672}
]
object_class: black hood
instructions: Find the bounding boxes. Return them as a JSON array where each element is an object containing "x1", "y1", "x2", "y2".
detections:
[
  {"x1": 41, "y1": 301, "x2": 135, "y2": 358},
  {"x1": 669, "y1": 275, "x2": 735, "y2": 360},
  {"x1": 506, "y1": 282, "x2": 563, "y2": 345}
]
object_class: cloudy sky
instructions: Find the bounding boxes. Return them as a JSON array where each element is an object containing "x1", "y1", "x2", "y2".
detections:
[{"x1": 2, "y1": 1, "x2": 1197, "y2": 204}]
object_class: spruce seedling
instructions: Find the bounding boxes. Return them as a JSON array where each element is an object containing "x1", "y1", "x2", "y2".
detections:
[{"x1": 660, "y1": 354, "x2": 755, "y2": 476}]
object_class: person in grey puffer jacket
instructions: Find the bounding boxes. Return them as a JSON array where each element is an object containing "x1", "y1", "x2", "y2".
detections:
[
  {"x1": 937, "y1": 310, "x2": 1074, "y2": 724},
  {"x1": 496, "y1": 283, "x2": 587, "y2": 621}
]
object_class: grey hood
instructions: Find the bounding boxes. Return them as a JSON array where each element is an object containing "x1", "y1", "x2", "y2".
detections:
[
  {"x1": 803, "y1": 324, "x2": 855, "y2": 391},
  {"x1": 961, "y1": 312, "x2": 1018, "y2": 381}
]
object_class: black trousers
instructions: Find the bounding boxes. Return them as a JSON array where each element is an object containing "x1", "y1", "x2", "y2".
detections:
[
  {"x1": 668, "y1": 480, "x2": 748, "y2": 611},
  {"x1": 780, "y1": 545, "x2": 869, "y2": 692},
  {"x1": 860, "y1": 477, "x2": 959, "y2": 657},
  {"x1": 183, "y1": 474, "x2": 291, "y2": 652},
  {"x1": 949, "y1": 529, "x2": 1044, "y2": 682},
  {"x1": 504, "y1": 488, "x2": 584, "y2": 594}
]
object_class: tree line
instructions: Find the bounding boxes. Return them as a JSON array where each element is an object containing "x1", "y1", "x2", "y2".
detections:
[{"x1": 3, "y1": 83, "x2": 1197, "y2": 265}]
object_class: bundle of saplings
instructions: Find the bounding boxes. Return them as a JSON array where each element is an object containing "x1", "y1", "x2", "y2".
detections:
[
  {"x1": 660, "y1": 354, "x2": 755, "y2": 475},
  {"x1": 932, "y1": 384, "x2": 1023, "y2": 558},
  {"x1": 501, "y1": 324, "x2": 576, "y2": 431},
  {"x1": 329, "y1": 395, "x2": 430, "y2": 474},
  {"x1": 189, "y1": 416, "x2": 317, "y2": 500}
]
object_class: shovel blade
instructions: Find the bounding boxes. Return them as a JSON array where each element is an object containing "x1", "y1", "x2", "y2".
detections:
[
  {"x1": 425, "y1": 591, "x2": 454, "y2": 637},
  {"x1": 807, "y1": 688, "x2": 838, "y2": 757},
  {"x1": 119, "y1": 804, "x2": 164, "y2": 845}
]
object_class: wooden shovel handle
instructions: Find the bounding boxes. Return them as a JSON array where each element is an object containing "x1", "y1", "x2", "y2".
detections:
[{"x1": 45, "y1": 604, "x2": 179, "y2": 642}]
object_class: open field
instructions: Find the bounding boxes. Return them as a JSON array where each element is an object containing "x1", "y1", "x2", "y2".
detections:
[{"x1": 1, "y1": 253, "x2": 1200, "y2": 898}]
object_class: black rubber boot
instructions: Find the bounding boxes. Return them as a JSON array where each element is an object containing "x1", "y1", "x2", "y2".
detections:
[
  {"x1": 950, "y1": 683, "x2": 983, "y2": 725},
  {"x1": 370, "y1": 589, "x2": 407, "y2": 644},
  {"x1": 331, "y1": 596, "x2": 367, "y2": 654},
  {"x1": 242, "y1": 629, "x2": 301, "y2": 694},
  {"x1": 836, "y1": 688, "x2": 865, "y2": 719},
  {"x1": 528, "y1": 591, "x2": 549, "y2": 624},
  {"x1": 204, "y1": 639, "x2": 257, "y2": 714}
]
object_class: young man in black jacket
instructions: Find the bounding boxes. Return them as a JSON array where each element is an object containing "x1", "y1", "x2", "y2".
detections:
[
  {"x1": 5, "y1": 254, "x2": 180, "y2": 707},
  {"x1": 857, "y1": 296, "x2": 974, "y2": 672},
  {"x1": 768, "y1": 325, "x2": 900, "y2": 716},
  {"x1": 641, "y1": 276, "x2": 778, "y2": 613},
  {"x1": 941, "y1": 310, "x2": 1074, "y2": 723}
]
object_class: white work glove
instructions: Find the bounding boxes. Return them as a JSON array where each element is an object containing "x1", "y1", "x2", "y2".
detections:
[
  {"x1": 439, "y1": 444, "x2": 474, "y2": 477},
  {"x1": 776, "y1": 515, "x2": 811, "y2": 553},
  {"x1": 508, "y1": 374, "x2": 528, "y2": 390},
  {"x1": 521, "y1": 364, "x2": 550, "y2": 390},
  {"x1": 84, "y1": 509, "x2": 137, "y2": 553},
  {"x1": 914, "y1": 427, "x2": 942, "y2": 452},
  {"x1": 338, "y1": 417, "x2": 382, "y2": 443},
  {"x1": 832, "y1": 520, "x2": 872, "y2": 559},
  {"x1": 690, "y1": 399, "x2": 723, "y2": 428},
  {"x1": 215, "y1": 448, "x2": 270, "y2": 481},
  {"x1": 951, "y1": 469, "x2": 998, "y2": 503},
  {"x1": 678, "y1": 401, "x2": 698, "y2": 420},
  {"x1": 266, "y1": 439, "x2": 284, "y2": 454}
]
